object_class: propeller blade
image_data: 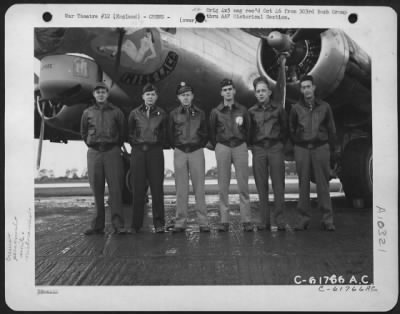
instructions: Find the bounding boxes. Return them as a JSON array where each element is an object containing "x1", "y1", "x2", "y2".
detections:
[
  {"x1": 240, "y1": 28, "x2": 274, "y2": 40},
  {"x1": 113, "y1": 28, "x2": 126, "y2": 80},
  {"x1": 36, "y1": 102, "x2": 45, "y2": 170},
  {"x1": 279, "y1": 55, "x2": 287, "y2": 109},
  {"x1": 289, "y1": 29, "x2": 302, "y2": 42},
  {"x1": 290, "y1": 28, "x2": 327, "y2": 42}
]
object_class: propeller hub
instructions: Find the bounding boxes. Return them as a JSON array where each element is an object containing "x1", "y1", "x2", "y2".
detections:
[
  {"x1": 267, "y1": 31, "x2": 293, "y2": 52},
  {"x1": 257, "y1": 30, "x2": 322, "y2": 85}
]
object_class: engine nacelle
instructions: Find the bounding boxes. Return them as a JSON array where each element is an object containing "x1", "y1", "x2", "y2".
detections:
[
  {"x1": 257, "y1": 29, "x2": 371, "y2": 109},
  {"x1": 39, "y1": 54, "x2": 102, "y2": 105}
]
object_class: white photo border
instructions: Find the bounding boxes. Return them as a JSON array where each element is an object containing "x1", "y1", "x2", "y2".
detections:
[{"x1": 4, "y1": 4, "x2": 398, "y2": 311}]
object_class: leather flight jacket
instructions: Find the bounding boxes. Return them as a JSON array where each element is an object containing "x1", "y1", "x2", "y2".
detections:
[
  {"x1": 209, "y1": 101, "x2": 250, "y2": 148},
  {"x1": 168, "y1": 104, "x2": 208, "y2": 153},
  {"x1": 80, "y1": 101, "x2": 126, "y2": 148},
  {"x1": 248, "y1": 101, "x2": 288, "y2": 148},
  {"x1": 128, "y1": 104, "x2": 167, "y2": 148},
  {"x1": 289, "y1": 98, "x2": 337, "y2": 150}
]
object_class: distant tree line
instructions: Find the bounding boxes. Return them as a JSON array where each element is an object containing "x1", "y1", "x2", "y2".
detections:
[
  {"x1": 35, "y1": 168, "x2": 88, "y2": 182},
  {"x1": 205, "y1": 161, "x2": 297, "y2": 179},
  {"x1": 35, "y1": 162, "x2": 297, "y2": 182}
]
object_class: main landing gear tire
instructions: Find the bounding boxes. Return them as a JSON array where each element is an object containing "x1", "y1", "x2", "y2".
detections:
[
  {"x1": 339, "y1": 139, "x2": 372, "y2": 208},
  {"x1": 121, "y1": 152, "x2": 149, "y2": 205},
  {"x1": 122, "y1": 154, "x2": 133, "y2": 204}
]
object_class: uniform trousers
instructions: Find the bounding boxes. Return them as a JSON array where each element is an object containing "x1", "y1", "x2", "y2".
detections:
[
  {"x1": 252, "y1": 142, "x2": 286, "y2": 227},
  {"x1": 294, "y1": 143, "x2": 334, "y2": 224},
  {"x1": 215, "y1": 142, "x2": 251, "y2": 223},
  {"x1": 130, "y1": 146, "x2": 165, "y2": 229},
  {"x1": 87, "y1": 146, "x2": 124, "y2": 230},
  {"x1": 173, "y1": 148, "x2": 208, "y2": 228}
]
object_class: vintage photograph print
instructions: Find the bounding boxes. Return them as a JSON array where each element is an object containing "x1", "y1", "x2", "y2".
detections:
[{"x1": 5, "y1": 4, "x2": 398, "y2": 311}]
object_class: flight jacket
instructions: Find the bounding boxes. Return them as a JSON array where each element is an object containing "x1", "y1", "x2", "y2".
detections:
[
  {"x1": 168, "y1": 104, "x2": 208, "y2": 153},
  {"x1": 248, "y1": 101, "x2": 288, "y2": 147},
  {"x1": 249, "y1": 60, "x2": 288, "y2": 148},
  {"x1": 289, "y1": 97, "x2": 337, "y2": 150},
  {"x1": 209, "y1": 101, "x2": 250, "y2": 148},
  {"x1": 80, "y1": 101, "x2": 126, "y2": 148},
  {"x1": 128, "y1": 104, "x2": 167, "y2": 148}
]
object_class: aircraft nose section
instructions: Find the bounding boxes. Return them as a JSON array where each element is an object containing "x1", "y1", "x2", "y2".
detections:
[{"x1": 39, "y1": 54, "x2": 101, "y2": 105}]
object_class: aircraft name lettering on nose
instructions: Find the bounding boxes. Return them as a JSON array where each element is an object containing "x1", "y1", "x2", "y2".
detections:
[{"x1": 120, "y1": 51, "x2": 178, "y2": 85}]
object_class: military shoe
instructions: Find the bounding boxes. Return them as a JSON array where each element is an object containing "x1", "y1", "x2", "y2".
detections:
[
  {"x1": 83, "y1": 228, "x2": 104, "y2": 235},
  {"x1": 242, "y1": 222, "x2": 254, "y2": 232},
  {"x1": 322, "y1": 222, "x2": 336, "y2": 231},
  {"x1": 113, "y1": 227, "x2": 127, "y2": 235},
  {"x1": 216, "y1": 223, "x2": 229, "y2": 232},
  {"x1": 255, "y1": 224, "x2": 267, "y2": 231},
  {"x1": 199, "y1": 226, "x2": 211, "y2": 233},
  {"x1": 277, "y1": 223, "x2": 290, "y2": 231},
  {"x1": 155, "y1": 226, "x2": 165, "y2": 233},
  {"x1": 270, "y1": 225, "x2": 278, "y2": 232},
  {"x1": 293, "y1": 220, "x2": 310, "y2": 231},
  {"x1": 172, "y1": 227, "x2": 186, "y2": 233}
]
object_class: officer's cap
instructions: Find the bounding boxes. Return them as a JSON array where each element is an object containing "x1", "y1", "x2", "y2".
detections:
[
  {"x1": 176, "y1": 82, "x2": 193, "y2": 95},
  {"x1": 142, "y1": 83, "x2": 158, "y2": 95},
  {"x1": 93, "y1": 82, "x2": 109, "y2": 92},
  {"x1": 220, "y1": 78, "x2": 235, "y2": 89}
]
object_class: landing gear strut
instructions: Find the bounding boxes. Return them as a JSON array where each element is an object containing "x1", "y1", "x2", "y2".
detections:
[{"x1": 339, "y1": 139, "x2": 372, "y2": 208}]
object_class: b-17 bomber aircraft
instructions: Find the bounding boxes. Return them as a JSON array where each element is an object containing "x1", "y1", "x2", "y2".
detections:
[{"x1": 34, "y1": 27, "x2": 372, "y2": 207}]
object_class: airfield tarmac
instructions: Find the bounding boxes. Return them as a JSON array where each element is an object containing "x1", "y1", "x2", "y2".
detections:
[{"x1": 35, "y1": 181, "x2": 373, "y2": 286}]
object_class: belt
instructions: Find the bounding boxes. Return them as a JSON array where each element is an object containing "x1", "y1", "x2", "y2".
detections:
[
  {"x1": 91, "y1": 143, "x2": 117, "y2": 152},
  {"x1": 175, "y1": 144, "x2": 201, "y2": 153},
  {"x1": 219, "y1": 139, "x2": 245, "y2": 148},
  {"x1": 254, "y1": 138, "x2": 280, "y2": 148},
  {"x1": 133, "y1": 143, "x2": 162, "y2": 152},
  {"x1": 297, "y1": 141, "x2": 327, "y2": 149}
]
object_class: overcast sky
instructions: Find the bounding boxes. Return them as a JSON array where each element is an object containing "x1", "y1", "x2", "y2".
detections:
[{"x1": 34, "y1": 28, "x2": 371, "y2": 177}]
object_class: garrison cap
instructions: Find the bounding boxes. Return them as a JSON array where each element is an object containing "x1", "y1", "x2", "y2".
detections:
[
  {"x1": 93, "y1": 82, "x2": 109, "y2": 91},
  {"x1": 220, "y1": 78, "x2": 235, "y2": 89},
  {"x1": 176, "y1": 81, "x2": 193, "y2": 95},
  {"x1": 142, "y1": 83, "x2": 158, "y2": 95}
]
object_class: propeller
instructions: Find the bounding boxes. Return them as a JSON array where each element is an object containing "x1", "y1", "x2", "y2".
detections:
[
  {"x1": 35, "y1": 96, "x2": 62, "y2": 171},
  {"x1": 36, "y1": 97, "x2": 46, "y2": 171},
  {"x1": 278, "y1": 53, "x2": 288, "y2": 109},
  {"x1": 257, "y1": 29, "x2": 326, "y2": 86},
  {"x1": 266, "y1": 29, "x2": 326, "y2": 53},
  {"x1": 112, "y1": 28, "x2": 126, "y2": 87},
  {"x1": 290, "y1": 29, "x2": 327, "y2": 42},
  {"x1": 266, "y1": 31, "x2": 295, "y2": 54}
]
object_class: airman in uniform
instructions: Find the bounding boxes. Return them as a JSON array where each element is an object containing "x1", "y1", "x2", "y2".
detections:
[
  {"x1": 128, "y1": 83, "x2": 167, "y2": 233},
  {"x1": 209, "y1": 79, "x2": 252, "y2": 232},
  {"x1": 80, "y1": 82, "x2": 126, "y2": 235},
  {"x1": 248, "y1": 54, "x2": 289, "y2": 232},
  {"x1": 168, "y1": 82, "x2": 210, "y2": 233},
  {"x1": 289, "y1": 75, "x2": 337, "y2": 231}
]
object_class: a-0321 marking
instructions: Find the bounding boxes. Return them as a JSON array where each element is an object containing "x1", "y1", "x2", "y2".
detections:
[{"x1": 376, "y1": 206, "x2": 388, "y2": 253}]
